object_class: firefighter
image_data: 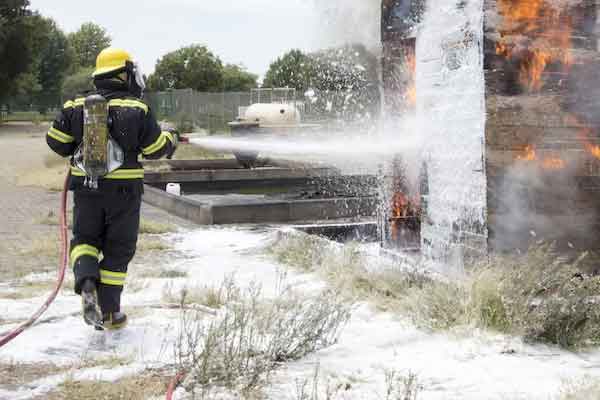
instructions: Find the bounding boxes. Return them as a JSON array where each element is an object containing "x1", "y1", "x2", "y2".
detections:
[{"x1": 46, "y1": 48, "x2": 178, "y2": 330}]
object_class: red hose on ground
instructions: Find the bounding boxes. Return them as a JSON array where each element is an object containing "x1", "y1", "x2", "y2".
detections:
[
  {"x1": 166, "y1": 371, "x2": 186, "y2": 400},
  {"x1": 0, "y1": 171, "x2": 70, "y2": 347}
]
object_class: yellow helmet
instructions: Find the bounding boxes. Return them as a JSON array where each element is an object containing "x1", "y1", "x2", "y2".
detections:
[{"x1": 93, "y1": 48, "x2": 133, "y2": 77}]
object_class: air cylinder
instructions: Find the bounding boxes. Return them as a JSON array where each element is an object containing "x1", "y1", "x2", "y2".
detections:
[{"x1": 83, "y1": 94, "x2": 109, "y2": 178}]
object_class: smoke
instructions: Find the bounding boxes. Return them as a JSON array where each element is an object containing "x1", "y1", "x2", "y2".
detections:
[{"x1": 308, "y1": 0, "x2": 381, "y2": 51}]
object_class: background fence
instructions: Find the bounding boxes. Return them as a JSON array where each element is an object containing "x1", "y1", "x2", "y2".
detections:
[
  {"x1": 145, "y1": 86, "x2": 381, "y2": 134},
  {"x1": 0, "y1": 87, "x2": 381, "y2": 132}
]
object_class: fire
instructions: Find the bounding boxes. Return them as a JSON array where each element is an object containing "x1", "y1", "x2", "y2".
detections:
[
  {"x1": 589, "y1": 145, "x2": 600, "y2": 159},
  {"x1": 390, "y1": 191, "x2": 420, "y2": 241},
  {"x1": 391, "y1": 191, "x2": 410, "y2": 218},
  {"x1": 516, "y1": 145, "x2": 566, "y2": 170},
  {"x1": 406, "y1": 86, "x2": 417, "y2": 105},
  {"x1": 567, "y1": 114, "x2": 600, "y2": 160},
  {"x1": 496, "y1": 0, "x2": 573, "y2": 92},
  {"x1": 542, "y1": 155, "x2": 566, "y2": 170},
  {"x1": 404, "y1": 49, "x2": 416, "y2": 106},
  {"x1": 517, "y1": 145, "x2": 536, "y2": 161}
]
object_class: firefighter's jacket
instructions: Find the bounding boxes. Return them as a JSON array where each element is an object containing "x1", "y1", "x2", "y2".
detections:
[{"x1": 46, "y1": 90, "x2": 175, "y2": 193}]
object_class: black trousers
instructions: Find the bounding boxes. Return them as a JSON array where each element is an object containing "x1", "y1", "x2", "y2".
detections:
[{"x1": 70, "y1": 188, "x2": 141, "y2": 314}]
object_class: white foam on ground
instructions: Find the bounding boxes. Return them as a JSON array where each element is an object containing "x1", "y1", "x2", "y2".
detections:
[{"x1": 2, "y1": 227, "x2": 600, "y2": 399}]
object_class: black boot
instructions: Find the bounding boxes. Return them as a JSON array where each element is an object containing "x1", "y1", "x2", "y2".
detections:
[
  {"x1": 81, "y1": 279, "x2": 102, "y2": 329},
  {"x1": 102, "y1": 312, "x2": 128, "y2": 330}
]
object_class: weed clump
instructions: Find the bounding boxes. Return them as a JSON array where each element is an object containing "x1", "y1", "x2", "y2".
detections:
[
  {"x1": 270, "y1": 231, "x2": 600, "y2": 348},
  {"x1": 559, "y1": 377, "x2": 600, "y2": 400},
  {"x1": 476, "y1": 247, "x2": 600, "y2": 347},
  {"x1": 270, "y1": 232, "x2": 430, "y2": 312},
  {"x1": 175, "y1": 279, "x2": 350, "y2": 397}
]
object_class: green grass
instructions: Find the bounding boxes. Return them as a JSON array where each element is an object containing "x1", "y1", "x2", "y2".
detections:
[{"x1": 2, "y1": 111, "x2": 55, "y2": 123}]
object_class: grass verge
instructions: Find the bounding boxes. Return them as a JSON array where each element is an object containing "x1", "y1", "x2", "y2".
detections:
[
  {"x1": 559, "y1": 377, "x2": 600, "y2": 400},
  {"x1": 16, "y1": 153, "x2": 68, "y2": 192},
  {"x1": 172, "y1": 142, "x2": 231, "y2": 160},
  {"x1": 2, "y1": 111, "x2": 54, "y2": 123},
  {"x1": 269, "y1": 232, "x2": 600, "y2": 348},
  {"x1": 292, "y1": 365, "x2": 421, "y2": 400},
  {"x1": 139, "y1": 218, "x2": 177, "y2": 234},
  {"x1": 137, "y1": 235, "x2": 171, "y2": 253},
  {"x1": 43, "y1": 370, "x2": 169, "y2": 400},
  {"x1": 163, "y1": 276, "x2": 240, "y2": 309},
  {"x1": 0, "y1": 361, "x2": 67, "y2": 386},
  {"x1": 270, "y1": 232, "x2": 431, "y2": 313}
]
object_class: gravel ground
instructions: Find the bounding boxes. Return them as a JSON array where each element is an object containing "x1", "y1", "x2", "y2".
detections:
[{"x1": 0, "y1": 122, "x2": 194, "y2": 281}]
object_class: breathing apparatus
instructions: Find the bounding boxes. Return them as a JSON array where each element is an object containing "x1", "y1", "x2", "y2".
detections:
[
  {"x1": 74, "y1": 95, "x2": 124, "y2": 189},
  {"x1": 73, "y1": 48, "x2": 147, "y2": 189}
]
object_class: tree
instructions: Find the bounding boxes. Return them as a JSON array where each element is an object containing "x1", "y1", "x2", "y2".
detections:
[
  {"x1": 262, "y1": 49, "x2": 314, "y2": 92},
  {"x1": 68, "y1": 22, "x2": 111, "y2": 69},
  {"x1": 147, "y1": 45, "x2": 224, "y2": 92},
  {"x1": 9, "y1": 15, "x2": 73, "y2": 111},
  {"x1": 37, "y1": 18, "x2": 72, "y2": 103},
  {"x1": 0, "y1": 0, "x2": 33, "y2": 103},
  {"x1": 27, "y1": 15, "x2": 72, "y2": 110},
  {"x1": 222, "y1": 64, "x2": 257, "y2": 92},
  {"x1": 62, "y1": 67, "x2": 95, "y2": 100}
]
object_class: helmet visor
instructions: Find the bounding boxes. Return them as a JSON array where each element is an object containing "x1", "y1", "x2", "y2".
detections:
[{"x1": 133, "y1": 62, "x2": 146, "y2": 93}]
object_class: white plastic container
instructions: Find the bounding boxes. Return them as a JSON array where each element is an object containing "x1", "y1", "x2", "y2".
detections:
[{"x1": 166, "y1": 183, "x2": 181, "y2": 196}]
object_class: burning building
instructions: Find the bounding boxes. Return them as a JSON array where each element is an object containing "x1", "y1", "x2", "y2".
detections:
[{"x1": 380, "y1": 0, "x2": 600, "y2": 261}]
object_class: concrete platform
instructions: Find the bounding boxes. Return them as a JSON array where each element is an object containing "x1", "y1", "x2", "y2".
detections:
[
  {"x1": 144, "y1": 167, "x2": 376, "y2": 195},
  {"x1": 144, "y1": 167, "x2": 338, "y2": 184},
  {"x1": 143, "y1": 185, "x2": 377, "y2": 225},
  {"x1": 143, "y1": 158, "x2": 320, "y2": 171},
  {"x1": 144, "y1": 159, "x2": 255, "y2": 170},
  {"x1": 294, "y1": 222, "x2": 378, "y2": 242}
]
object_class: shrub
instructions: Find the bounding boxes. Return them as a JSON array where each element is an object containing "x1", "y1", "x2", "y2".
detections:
[
  {"x1": 175, "y1": 279, "x2": 350, "y2": 396},
  {"x1": 270, "y1": 231, "x2": 600, "y2": 348}
]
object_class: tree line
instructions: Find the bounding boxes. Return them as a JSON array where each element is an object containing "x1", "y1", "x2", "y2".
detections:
[{"x1": 1, "y1": 1, "x2": 378, "y2": 113}]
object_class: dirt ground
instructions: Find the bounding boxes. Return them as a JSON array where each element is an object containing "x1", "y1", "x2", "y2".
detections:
[{"x1": 0, "y1": 122, "x2": 194, "y2": 283}]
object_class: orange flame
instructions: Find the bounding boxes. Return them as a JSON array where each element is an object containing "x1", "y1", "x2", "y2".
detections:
[
  {"x1": 390, "y1": 191, "x2": 420, "y2": 241},
  {"x1": 589, "y1": 145, "x2": 600, "y2": 159},
  {"x1": 406, "y1": 86, "x2": 417, "y2": 105},
  {"x1": 392, "y1": 192, "x2": 408, "y2": 216},
  {"x1": 566, "y1": 114, "x2": 600, "y2": 160},
  {"x1": 517, "y1": 145, "x2": 537, "y2": 161},
  {"x1": 542, "y1": 155, "x2": 566, "y2": 170},
  {"x1": 405, "y1": 49, "x2": 416, "y2": 106},
  {"x1": 496, "y1": 0, "x2": 573, "y2": 92},
  {"x1": 516, "y1": 145, "x2": 566, "y2": 170}
]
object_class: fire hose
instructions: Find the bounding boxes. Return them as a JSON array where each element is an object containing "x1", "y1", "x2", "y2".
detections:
[
  {"x1": 165, "y1": 371, "x2": 186, "y2": 400},
  {"x1": 0, "y1": 166, "x2": 187, "y2": 398},
  {"x1": 0, "y1": 170, "x2": 70, "y2": 347}
]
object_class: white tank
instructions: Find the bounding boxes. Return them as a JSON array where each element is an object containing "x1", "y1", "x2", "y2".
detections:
[{"x1": 243, "y1": 103, "x2": 301, "y2": 126}]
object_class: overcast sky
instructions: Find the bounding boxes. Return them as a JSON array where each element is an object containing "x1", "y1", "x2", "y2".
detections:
[{"x1": 30, "y1": 0, "x2": 380, "y2": 79}]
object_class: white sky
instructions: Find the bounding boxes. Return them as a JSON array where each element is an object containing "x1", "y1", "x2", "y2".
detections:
[{"x1": 30, "y1": 0, "x2": 380, "y2": 79}]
